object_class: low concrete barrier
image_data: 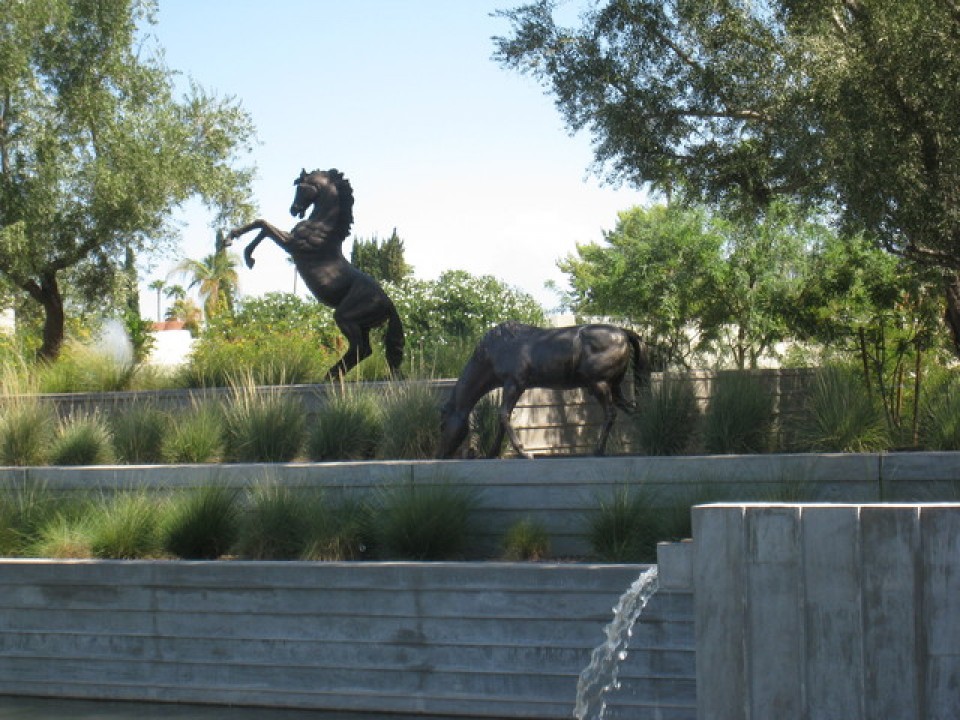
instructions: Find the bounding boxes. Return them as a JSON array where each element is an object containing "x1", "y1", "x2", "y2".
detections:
[{"x1": 0, "y1": 559, "x2": 694, "y2": 719}]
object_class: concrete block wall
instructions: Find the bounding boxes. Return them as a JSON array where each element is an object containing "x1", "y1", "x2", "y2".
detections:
[
  {"x1": 0, "y1": 559, "x2": 695, "y2": 719},
  {"x1": 692, "y1": 503, "x2": 960, "y2": 720}
]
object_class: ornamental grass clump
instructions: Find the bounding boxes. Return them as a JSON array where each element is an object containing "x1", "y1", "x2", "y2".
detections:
[
  {"x1": 376, "y1": 381, "x2": 442, "y2": 459},
  {"x1": 0, "y1": 399, "x2": 55, "y2": 466},
  {"x1": 111, "y1": 404, "x2": 170, "y2": 464},
  {"x1": 302, "y1": 494, "x2": 372, "y2": 561},
  {"x1": 633, "y1": 374, "x2": 699, "y2": 455},
  {"x1": 235, "y1": 481, "x2": 325, "y2": 560},
  {"x1": 222, "y1": 377, "x2": 306, "y2": 463},
  {"x1": 918, "y1": 374, "x2": 960, "y2": 450},
  {"x1": 703, "y1": 371, "x2": 774, "y2": 454},
  {"x1": 793, "y1": 366, "x2": 889, "y2": 452},
  {"x1": 161, "y1": 484, "x2": 240, "y2": 559},
  {"x1": 86, "y1": 491, "x2": 163, "y2": 559},
  {"x1": 502, "y1": 517, "x2": 550, "y2": 561},
  {"x1": 585, "y1": 484, "x2": 661, "y2": 563},
  {"x1": 161, "y1": 397, "x2": 224, "y2": 463},
  {"x1": 307, "y1": 383, "x2": 383, "y2": 461},
  {"x1": 0, "y1": 481, "x2": 62, "y2": 556},
  {"x1": 371, "y1": 480, "x2": 478, "y2": 560},
  {"x1": 49, "y1": 412, "x2": 115, "y2": 466}
]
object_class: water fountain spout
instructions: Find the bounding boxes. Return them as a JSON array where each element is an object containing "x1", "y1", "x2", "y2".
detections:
[{"x1": 574, "y1": 565, "x2": 660, "y2": 720}]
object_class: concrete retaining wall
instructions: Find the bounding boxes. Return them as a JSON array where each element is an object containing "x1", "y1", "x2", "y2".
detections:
[
  {"x1": 692, "y1": 503, "x2": 960, "y2": 719},
  {"x1": 3, "y1": 452, "x2": 958, "y2": 558},
  {"x1": 0, "y1": 559, "x2": 694, "y2": 719}
]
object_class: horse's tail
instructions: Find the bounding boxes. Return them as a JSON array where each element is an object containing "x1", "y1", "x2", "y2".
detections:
[
  {"x1": 384, "y1": 302, "x2": 405, "y2": 375},
  {"x1": 625, "y1": 328, "x2": 652, "y2": 401}
]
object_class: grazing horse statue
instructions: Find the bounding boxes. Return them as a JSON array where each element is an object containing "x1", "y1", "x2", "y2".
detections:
[
  {"x1": 225, "y1": 169, "x2": 404, "y2": 378},
  {"x1": 438, "y1": 322, "x2": 651, "y2": 459}
]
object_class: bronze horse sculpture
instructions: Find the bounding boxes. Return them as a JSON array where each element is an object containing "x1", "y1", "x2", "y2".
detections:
[
  {"x1": 439, "y1": 322, "x2": 651, "y2": 459},
  {"x1": 226, "y1": 169, "x2": 404, "y2": 378}
]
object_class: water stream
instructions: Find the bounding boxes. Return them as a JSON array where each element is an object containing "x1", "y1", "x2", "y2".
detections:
[{"x1": 573, "y1": 565, "x2": 660, "y2": 720}]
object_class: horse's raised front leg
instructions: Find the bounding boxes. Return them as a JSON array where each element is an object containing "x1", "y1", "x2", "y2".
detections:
[
  {"x1": 498, "y1": 381, "x2": 531, "y2": 459},
  {"x1": 225, "y1": 220, "x2": 292, "y2": 268}
]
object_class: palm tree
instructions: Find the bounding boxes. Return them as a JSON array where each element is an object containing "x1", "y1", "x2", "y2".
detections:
[
  {"x1": 172, "y1": 249, "x2": 239, "y2": 322},
  {"x1": 148, "y1": 279, "x2": 165, "y2": 322}
]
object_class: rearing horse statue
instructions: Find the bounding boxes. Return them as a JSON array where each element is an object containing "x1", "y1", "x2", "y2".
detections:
[{"x1": 226, "y1": 169, "x2": 404, "y2": 378}]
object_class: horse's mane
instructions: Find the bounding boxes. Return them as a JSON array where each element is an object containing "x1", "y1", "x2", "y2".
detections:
[{"x1": 306, "y1": 168, "x2": 354, "y2": 244}]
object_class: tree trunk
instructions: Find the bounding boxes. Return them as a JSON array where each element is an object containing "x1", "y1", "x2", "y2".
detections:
[
  {"x1": 944, "y1": 273, "x2": 960, "y2": 357},
  {"x1": 30, "y1": 273, "x2": 65, "y2": 361}
]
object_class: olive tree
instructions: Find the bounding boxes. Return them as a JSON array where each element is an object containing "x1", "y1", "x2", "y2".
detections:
[{"x1": 0, "y1": 0, "x2": 255, "y2": 358}]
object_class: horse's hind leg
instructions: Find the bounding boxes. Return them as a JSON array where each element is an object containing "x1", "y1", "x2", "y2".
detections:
[
  {"x1": 498, "y1": 382, "x2": 531, "y2": 459},
  {"x1": 588, "y1": 382, "x2": 617, "y2": 456},
  {"x1": 327, "y1": 321, "x2": 372, "y2": 379}
]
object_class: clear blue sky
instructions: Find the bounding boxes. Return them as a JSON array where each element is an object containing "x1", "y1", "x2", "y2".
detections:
[{"x1": 143, "y1": 0, "x2": 646, "y2": 317}]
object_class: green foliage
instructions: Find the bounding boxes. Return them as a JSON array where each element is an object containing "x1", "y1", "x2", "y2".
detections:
[
  {"x1": 376, "y1": 382, "x2": 442, "y2": 459},
  {"x1": 793, "y1": 366, "x2": 890, "y2": 453},
  {"x1": 350, "y1": 229, "x2": 413, "y2": 284},
  {"x1": 36, "y1": 344, "x2": 139, "y2": 394},
  {"x1": 307, "y1": 384, "x2": 384, "y2": 461},
  {"x1": 370, "y1": 480, "x2": 478, "y2": 560},
  {"x1": 50, "y1": 412, "x2": 116, "y2": 466},
  {"x1": 221, "y1": 379, "x2": 306, "y2": 463},
  {"x1": 0, "y1": 0, "x2": 256, "y2": 359},
  {"x1": 633, "y1": 374, "x2": 699, "y2": 456},
  {"x1": 559, "y1": 202, "x2": 816, "y2": 368},
  {"x1": 502, "y1": 518, "x2": 550, "y2": 561},
  {"x1": 161, "y1": 484, "x2": 239, "y2": 560},
  {"x1": 161, "y1": 398, "x2": 224, "y2": 463},
  {"x1": 704, "y1": 372, "x2": 774, "y2": 454},
  {"x1": 183, "y1": 292, "x2": 338, "y2": 386},
  {"x1": 471, "y1": 393, "x2": 504, "y2": 458},
  {"x1": 111, "y1": 404, "x2": 170, "y2": 464},
  {"x1": 388, "y1": 271, "x2": 546, "y2": 377}
]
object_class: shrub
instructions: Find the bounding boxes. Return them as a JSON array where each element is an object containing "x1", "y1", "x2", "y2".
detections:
[
  {"x1": 793, "y1": 366, "x2": 889, "y2": 452},
  {"x1": 502, "y1": 517, "x2": 550, "y2": 561},
  {"x1": 162, "y1": 398, "x2": 224, "y2": 463},
  {"x1": 50, "y1": 412, "x2": 116, "y2": 466},
  {"x1": 235, "y1": 482, "x2": 323, "y2": 560},
  {"x1": 585, "y1": 484, "x2": 660, "y2": 563},
  {"x1": 633, "y1": 374, "x2": 699, "y2": 455},
  {"x1": 307, "y1": 384, "x2": 383, "y2": 460},
  {"x1": 703, "y1": 371, "x2": 774, "y2": 454},
  {"x1": 86, "y1": 491, "x2": 162, "y2": 559},
  {"x1": 0, "y1": 398, "x2": 55, "y2": 466},
  {"x1": 111, "y1": 404, "x2": 170, "y2": 464},
  {"x1": 370, "y1": 480, "x2": 478, "y2": 560},
  {"x1": 161, "y1": 484, "x2": 240, "y2": 559},
  {"x1": 376, "y1": 382, "x2": 442, "y2": 459},
  {"x1": 221, "y1": 378, "x2": 306, "y2": 463}
]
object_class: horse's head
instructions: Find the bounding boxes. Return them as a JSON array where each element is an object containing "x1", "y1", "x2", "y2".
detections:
[{"x1": 290, "y1": 168, "x2": 326, "y2": 219}]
